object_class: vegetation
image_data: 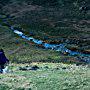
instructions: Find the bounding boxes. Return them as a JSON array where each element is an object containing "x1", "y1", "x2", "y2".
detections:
[
  {"x1": 1, "y1": 0, "x2": 89, "y2": 43},
  {"x1": 0, "y1": 26, "x2": 82, "y2": 64},
  {"x1": 0, "y1": 63, "x2": 90, "y2": 90},
  {"x1": 0, "y1": 0, "x2": 90, "y2": 90}
]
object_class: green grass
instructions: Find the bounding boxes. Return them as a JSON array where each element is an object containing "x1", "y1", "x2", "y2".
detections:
[
  {"x1": 0, "y1": 63, "x2": 90, "y2": 90},
  {"x1": 0, "y1": 26, "x2": 70, "y2": 63},
  {"x1": 0, "y1": 25, "x2": 83, "y2": 64},
  {"x1": 0, "y1": 1, "x2": 90, "y2": 90}
]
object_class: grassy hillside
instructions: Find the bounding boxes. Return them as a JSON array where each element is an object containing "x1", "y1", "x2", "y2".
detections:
[
  {"x1": 0, "y1": 63, "x2": 90, "y2": 90},
  {"x1": 0, "y1": 25, "x2": 83, "y2": 64},
  {"x1": 0, "y1": 26, "x2": 59, "y2": 63},
  {"x1": 0, "y1": 0, "x2": 90, "y2": 63},
  {"x1": 0, "y1": 0, "x2": 90, "y2": 52},
  {"x1": 0, "y1": 1, "x2": 90, "y2": 90}
]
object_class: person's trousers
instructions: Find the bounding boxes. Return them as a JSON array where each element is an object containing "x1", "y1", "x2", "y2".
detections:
[{"x1": 0, "y1": 64, "x2": 4, "y2": 73}]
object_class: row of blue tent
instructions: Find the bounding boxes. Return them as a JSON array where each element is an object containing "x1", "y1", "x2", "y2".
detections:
[
  {"x1": 0, "y1": 22, "x2": 89, "y2": 57},
  {"x1": 0, "y1": 14, "x2": 90, "y2": 65},
  {"x1": 13, "y1": 29, "x2": 83, "y2": 56},
  {"x1": 0, "y1": 16, "x2": 90, "y2": 63}
]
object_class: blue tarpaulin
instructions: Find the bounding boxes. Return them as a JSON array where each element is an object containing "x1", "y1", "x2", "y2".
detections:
[{"x1": 33, "y1": 39, "x2": 43, "y2": 44}]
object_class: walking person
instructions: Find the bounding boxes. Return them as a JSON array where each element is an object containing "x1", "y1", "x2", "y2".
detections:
[{"x1": 0, "y1": 49, "x2": 9, "y2": 73}]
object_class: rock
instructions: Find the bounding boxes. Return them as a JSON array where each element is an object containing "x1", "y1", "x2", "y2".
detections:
[
  {"x1": 19, "y1": 65, "x2": 39, "y2": 71},
  {"x1": 30, "y1": 65, "x2": 39, "y2": 70},
  {"x1": 55, "y1": 67, "x2": 59, "y2": 70},
  {"x1": 44, "y1": 66, "x2": 49, "y2": 69},
  {"x1": 19, "y1": 67, "x2": 27, "y2": 71},
  {"x1": 62, "y1": 67, "x2": 66, "y2": 69}
]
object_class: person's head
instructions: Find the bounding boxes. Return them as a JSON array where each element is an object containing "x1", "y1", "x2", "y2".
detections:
[{"x1": 0, "y1": 49, "x2": 4, "y2": 53}]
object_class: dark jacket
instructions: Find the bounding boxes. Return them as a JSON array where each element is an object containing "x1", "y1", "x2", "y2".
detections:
[{"x1": 0, "y1": 52, "x2": 9, "y2": 64}]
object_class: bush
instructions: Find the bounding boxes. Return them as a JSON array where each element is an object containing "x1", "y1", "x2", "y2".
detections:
[{"x1": 0, "y1": 84, "x2": 10, "y2": 90}]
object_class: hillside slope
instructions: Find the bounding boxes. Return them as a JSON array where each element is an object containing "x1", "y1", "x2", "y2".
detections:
[
  {"x1": 0, "y1": 0, "x2": 90, "y2": 63},
  {"x1": 1, "y1": 0, "x2": 90, "y2": 48}
]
